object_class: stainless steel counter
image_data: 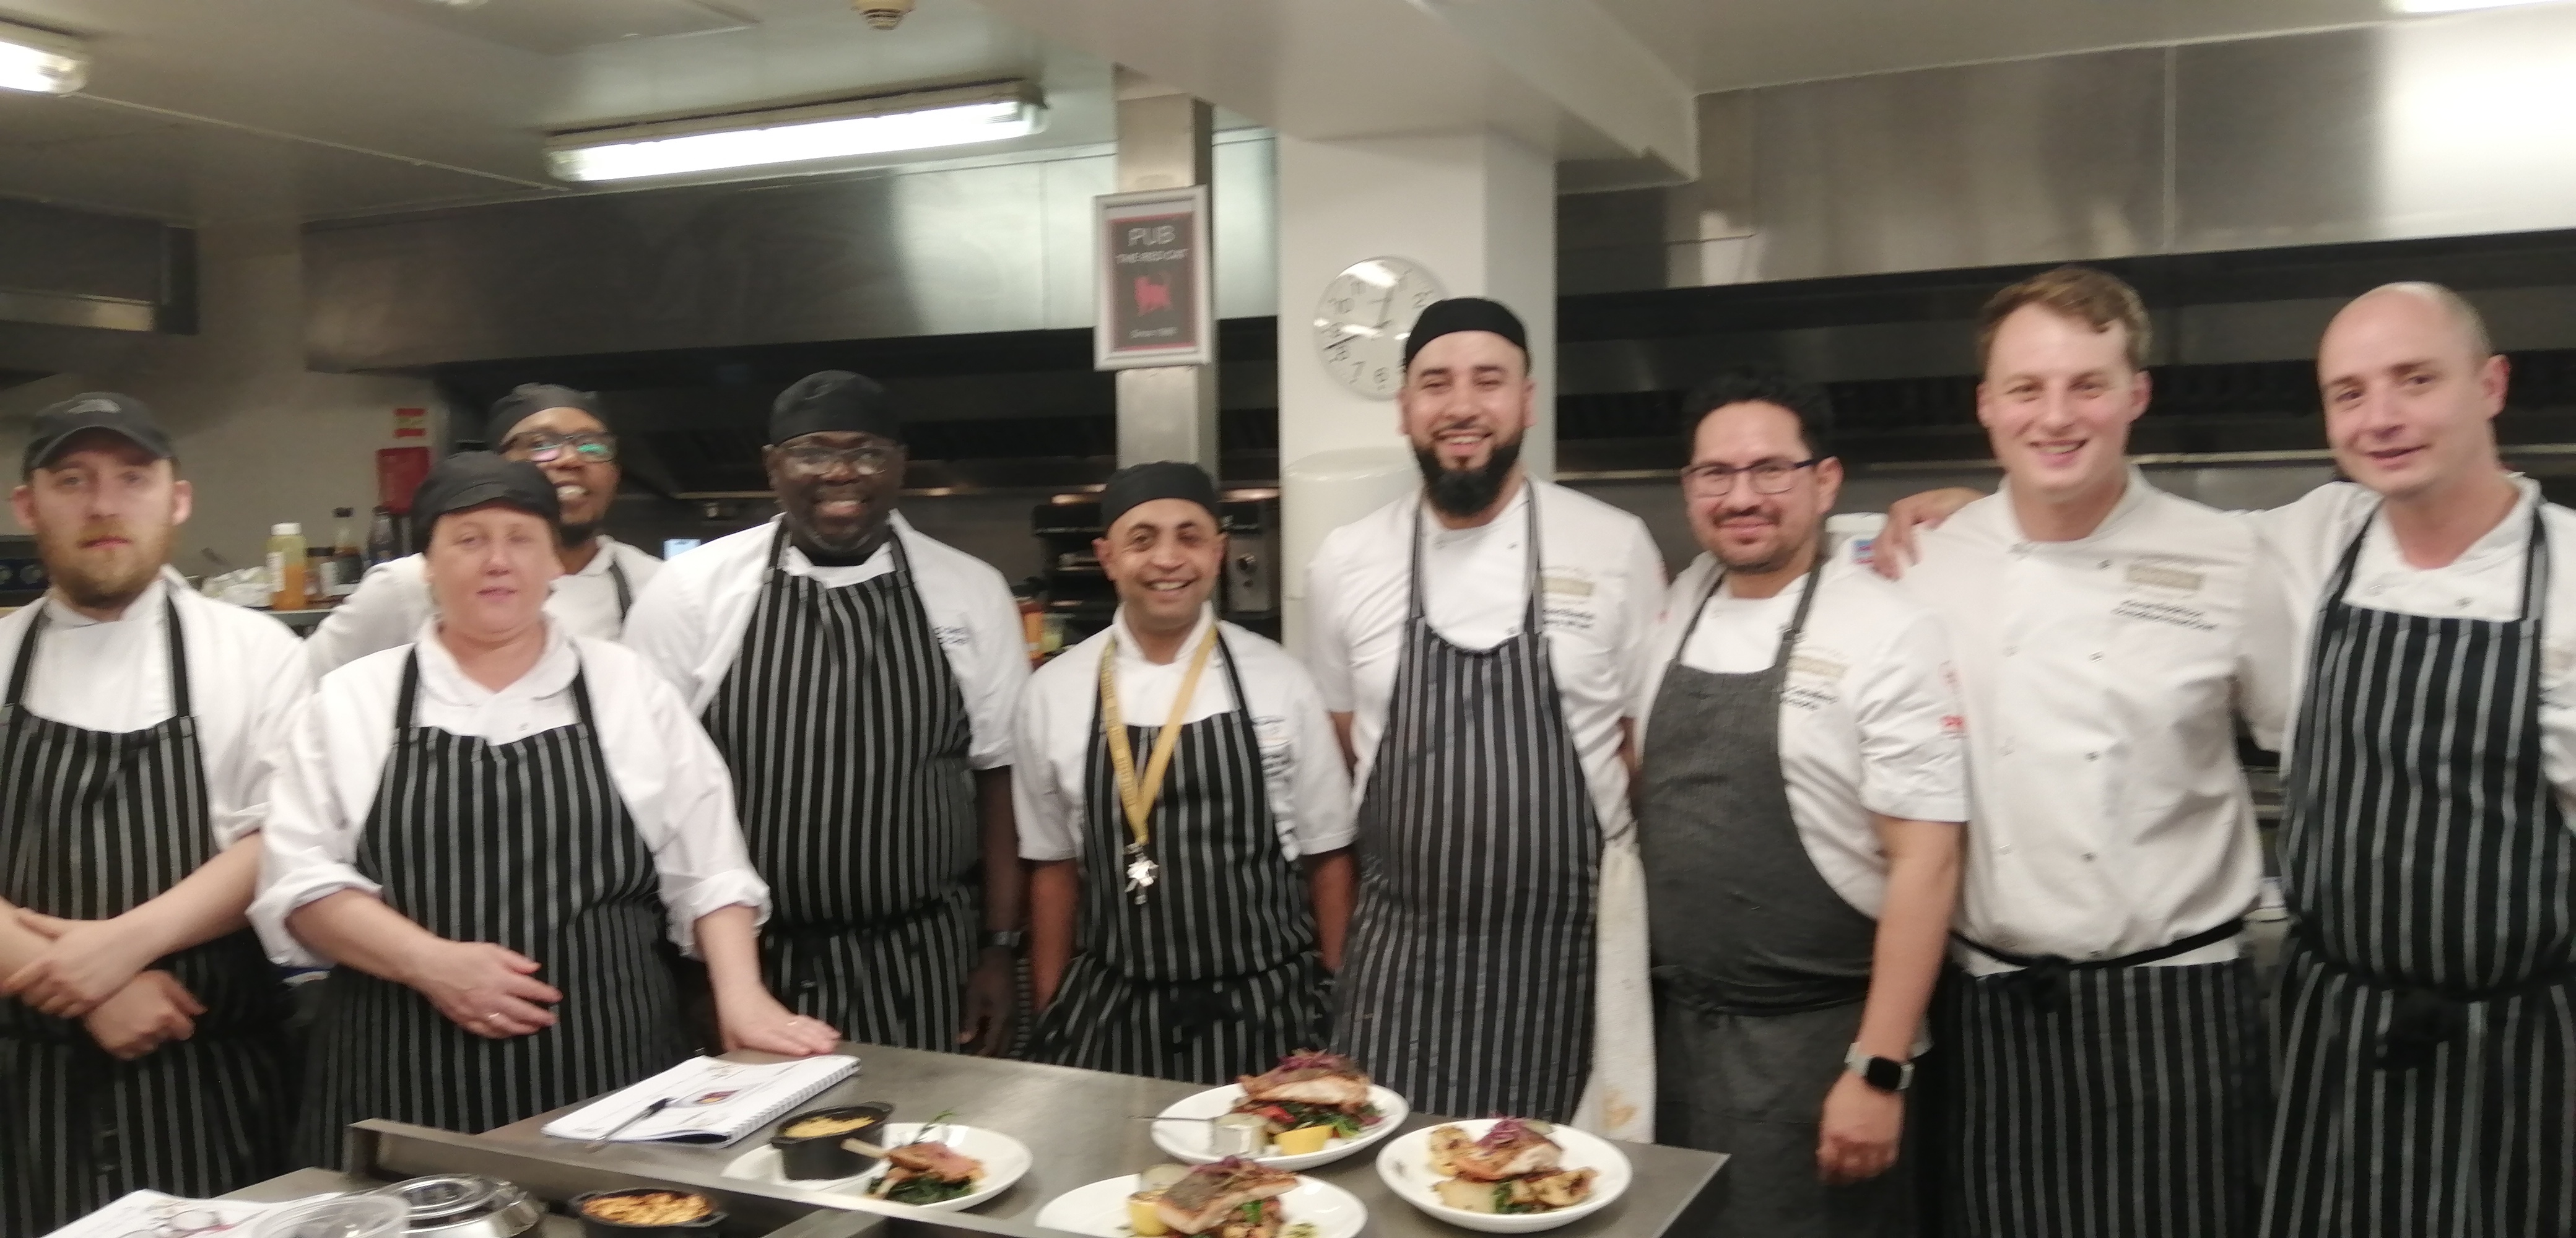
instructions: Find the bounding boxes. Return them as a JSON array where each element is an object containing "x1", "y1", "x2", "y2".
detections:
[{"x1": 474, "y1": 1045, "x2": 1726, "y2": 1237}]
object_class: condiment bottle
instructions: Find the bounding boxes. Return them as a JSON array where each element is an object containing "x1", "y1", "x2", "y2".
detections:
[{"x1": 267, "y1": 522, "x2": 307, "y2": 611}]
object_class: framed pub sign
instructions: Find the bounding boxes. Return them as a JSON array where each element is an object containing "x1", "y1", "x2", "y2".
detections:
[{"x1": 1095, "y1": 185, "x2": 1214, "y2": 370}]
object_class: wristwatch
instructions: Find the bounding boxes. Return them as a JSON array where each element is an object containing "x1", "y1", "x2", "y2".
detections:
[
  {"x1": 981, "y1": 929, "x2": 1027, "y2": 952},
  {"x1": 1845, "y1": 1044, "x2": 1913, "y2": 1094}
]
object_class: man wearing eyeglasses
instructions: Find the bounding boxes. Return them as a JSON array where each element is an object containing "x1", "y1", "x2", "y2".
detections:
[
  {"x1": 624, "y1": 371, "x2": 1029, "y2": 1057},
  {"x1": 1632, "y1": 370, "x2": 1964, "y2": 1236},
  {"x1": 306, "y1": 384, "x2": 662, "y2": 673},
  {"x1": 1890, "y1": 267, "x2": 2291, "y2": 1237}
]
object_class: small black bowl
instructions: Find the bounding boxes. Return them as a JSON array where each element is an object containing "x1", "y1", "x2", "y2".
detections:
[
  {"x1": 568, "y1": 1190, "x2": 724, "y2": 1238},
  {"x1": 769, "y1": 1102, "x2": 895, "y2": 1181}
]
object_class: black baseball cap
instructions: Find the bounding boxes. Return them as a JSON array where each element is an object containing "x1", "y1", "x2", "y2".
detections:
[
  {"x1": 412, "y1": 452, "x2": 560, "y2": 532},
  {"x1": 23, "y1": 392, "x2": 176, "y2": 475}
]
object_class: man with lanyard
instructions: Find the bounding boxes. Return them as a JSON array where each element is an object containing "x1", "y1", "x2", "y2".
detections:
[
  {"x1": 626, "y1": 371, "x2": 1028, "y2": 1054},
  {"x1": 309, "y1": 383, "x2": 659, "y2": 673},
  {"x1": 1632, "y1": 371, "x2": 1964, "y2": 1236},
  {"x1": 2251, "y1": 284, "x2": 2574, "y2": 1237},
  {"x1": 1016, "y1": 462, "x2": 1354, "y2": 1081},
  {"x1": 1305, "y1": 298, "x2": 1663, "y2": 1137},
  {"x1": 1871, "y1": 267, "x2": 2291, "y2": 1236},
  {"x1": 0, "y1": 395, "x2": 307, "y2": 1232}
]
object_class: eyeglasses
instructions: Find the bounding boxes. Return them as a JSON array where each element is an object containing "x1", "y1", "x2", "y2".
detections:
[
  {"x1": 780, "y1": 443, "x2": 902, "y2": 476},
  {"x1": 1679, "y1": 457, "x2": 1821, "y2": 496},
  {"x1": 504, "y1": 431, "x2": 617, "y2": 464}
]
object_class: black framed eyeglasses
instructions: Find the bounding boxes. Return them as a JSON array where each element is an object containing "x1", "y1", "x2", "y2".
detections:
[
  {"x1": 504, "y1": 431, "x2": 617, "y2": 465},
  {"x1": 1679, "y1": 457, "x2": 1821, "y2": 496},
  {"x1": 780, "y1": 443, "x2": 902, "y2": 476}
]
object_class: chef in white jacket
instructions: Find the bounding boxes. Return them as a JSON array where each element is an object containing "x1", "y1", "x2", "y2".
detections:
[{"x1": 307, "y1": 384, "x2": 659, "y2": 673}]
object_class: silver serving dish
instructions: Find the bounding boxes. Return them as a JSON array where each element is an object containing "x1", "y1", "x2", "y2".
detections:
[{"x1": 374, "y1": 1174, "x2": 545, "y2": 1238}]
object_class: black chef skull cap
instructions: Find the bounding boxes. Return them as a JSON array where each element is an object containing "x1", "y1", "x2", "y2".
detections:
[
  {"x1": 24, "y1": 392, "x2": 175, "y2": 476},
  {"x1": 770, "y1": 370, "x2": 904, "y2": 446},
  {"x1": 1099, "y1": 461, "x2": 1221, "y2": 533},
  {"x1": 1401, "y1": 297, "x2": 1529, "y2": 370},
  {"x1": 487, "y1": 383, "x2": 603, "y2": 449},
  {"x1": 412, "y1": 451, "x2": 560, "y2": 535}
]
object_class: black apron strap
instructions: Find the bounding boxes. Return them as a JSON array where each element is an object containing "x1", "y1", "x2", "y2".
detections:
[
  {"x1": 608, "y1": 558, "x2": 632, "y2": 623},
  {"x1": 568, "y1": 656, "x2": 599, "y2": 730},
  {"x1": 4, "y1": 605, "x2": 46, "y2": 708},
  {"x1": 394, "y1": 649, "x2": 424, "y2": 729}
]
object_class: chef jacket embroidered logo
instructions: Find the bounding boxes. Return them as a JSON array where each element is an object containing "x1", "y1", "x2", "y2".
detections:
[
  {"x1": 1254, "y1": 713, "x2": 1292, "y2": 778},
  {"x1": 1541, "y1": 568, "x2": 1601, "y2": 634},
  {"x1": 2114, "y1": 556, "x2": 2217, "y2": 631},
  {"x1": 2125, "y1": 562, "x2": 2204, "y2": 593},
  {"x1": 934, "y1": 623, "x2": 973, "y2": 649}
]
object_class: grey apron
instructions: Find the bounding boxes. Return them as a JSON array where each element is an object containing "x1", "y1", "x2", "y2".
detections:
[{"x1": 1639, "y1": 566, "x2": 1909, "y2": 1238}]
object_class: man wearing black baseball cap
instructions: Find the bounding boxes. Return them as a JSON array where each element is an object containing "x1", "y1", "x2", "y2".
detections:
[
  {"x1": 307, "y1": 383, "x2": 662, "y2": 674},
  {"x1": 0, "y1": 393, "x2": 306, "y2": 1230},
  {"x1": 627, "y1": 371, "x2": 1031, "y2": 1056},
  {"x1": 256, "y1": 452, "x2": 830, "y2": 1168},
  {"x1": 1014, "y1": 463, "x2": 1354, "y2": 1081},
  {"x1": 1305, "y1": 298, "x2": 1664, "y2": 1139}
]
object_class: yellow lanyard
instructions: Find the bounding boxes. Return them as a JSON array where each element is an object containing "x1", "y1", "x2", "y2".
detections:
[{"x1": 1099, "y1": 623, "x2": 1218, "y2": 899}]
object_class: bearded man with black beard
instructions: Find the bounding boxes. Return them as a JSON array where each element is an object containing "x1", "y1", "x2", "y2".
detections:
[{"x1": 1303, "y1": 298, "x2": 1666, "y2": 1140}]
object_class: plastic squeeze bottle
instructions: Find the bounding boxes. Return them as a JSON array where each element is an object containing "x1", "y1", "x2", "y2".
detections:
[{"x1": 267, "y1": 522, "x2": 307, "y2": 611}]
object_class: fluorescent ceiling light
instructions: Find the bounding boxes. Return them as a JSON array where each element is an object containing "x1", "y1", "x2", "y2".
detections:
[
  {"x1": 2390, "y1": 0, "x2": 2568, "y2": 12},
  {"x1": 547, "y1": 81, "x2": 1045, "y2": 183},
  {"x1": 0, "y1": 20, "x2": 86, "y2": 95}
]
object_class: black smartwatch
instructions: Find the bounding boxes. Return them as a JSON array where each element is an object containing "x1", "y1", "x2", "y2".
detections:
[
  {"x1": 1845, "y1": 1044, "x2": 1913, "y2": 1093},
  {"x1": 981, "y1": 929, "x2": 1026, "y2": 952}
]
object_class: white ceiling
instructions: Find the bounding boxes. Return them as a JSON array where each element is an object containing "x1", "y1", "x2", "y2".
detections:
[
  {"x1": 0, "y1": 0, "x2": 2496, "y2": 228},
  {"x1": 0, "y1": 0, "x2": 1115, "y2": 223}
]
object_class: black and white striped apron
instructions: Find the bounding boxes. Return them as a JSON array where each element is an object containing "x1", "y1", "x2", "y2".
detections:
[
  {"x1": 0, "y1": 597, "x2": 294, "y2": 1236},
  {"x1": 295, "y1": 650, "x2": 687, "y2": 1168},
  {"x1": 2261, "y1": 509, "x2": 2575, "y2": 1238},
  {"x1": 1331, "y1": 495, "x2": 1602, "y2": 1122},
  {"x1": 1030, "y1": 630, "x2": 1329, "y2": 1084},
  {"x1": 699, "y1": 526, "x2": 980, "y2": 1050},
  {"x1": 1642, "y1": 569, "x2": 1912, "y2": 1236}
]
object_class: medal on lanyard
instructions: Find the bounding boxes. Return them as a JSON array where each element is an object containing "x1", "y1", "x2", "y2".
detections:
[{"x1": 1100, "y1": 625, "x2": 1219, "y2": 904}]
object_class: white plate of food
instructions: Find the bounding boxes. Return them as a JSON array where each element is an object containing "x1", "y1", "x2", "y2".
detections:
[
  {"x1": 1151, "y1": 1051, "x2": 1407, "y2": 1171},
  {"x1": 723, "y1": 1122, "x2": 1029, "y2": 1212},
  {"x1": 1035, "y1": 1159, "x2": 1365, "y2": 1238},
  {"x1": 1373, "y1": 1117, "x2": 1631, "y2": 1233}
]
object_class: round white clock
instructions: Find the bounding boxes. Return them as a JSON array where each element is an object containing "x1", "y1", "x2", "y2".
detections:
[{"x1": 1313, "y1": 257, "x2": 1445, "y2": 399}]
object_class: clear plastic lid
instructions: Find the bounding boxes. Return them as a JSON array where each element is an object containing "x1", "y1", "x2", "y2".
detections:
[{"x1": 271, "y1": 522, "x2": 302, "y2": 537}]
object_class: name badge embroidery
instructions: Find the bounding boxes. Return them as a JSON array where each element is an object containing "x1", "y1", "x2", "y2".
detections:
[
  {"x1": 1541, "y1": 573, "x2": 1595, "y2": 597},
  {"x1": 1788, "y1": 653, "x2": 1848, "y2": 681},
  {"x1": 2126, "y1": 563, "x2": 2204, "y2": 593}
]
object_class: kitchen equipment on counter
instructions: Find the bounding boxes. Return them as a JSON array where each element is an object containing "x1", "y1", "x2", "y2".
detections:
[
  {"x1": 252, "y1": 1193, "x2": 410, "y2": 1238},
  {"x1": 373, "y1": 1174, "x2": 544, "y2": 1238}
]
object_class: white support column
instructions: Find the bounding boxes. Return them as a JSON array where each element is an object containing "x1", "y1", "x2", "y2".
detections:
[{"x1": 1274, "y1": 130, "x2": 1557, "y2": 646}]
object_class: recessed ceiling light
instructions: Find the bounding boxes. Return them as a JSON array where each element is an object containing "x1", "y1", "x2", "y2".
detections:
[
  {"x1": 0, "y1": 19, "x2": 86, "y2": 95},
  {"x1": 2389, "y1": 0, "x2": 2568, "y2": 13},
  {"x1": 546, "y1": 80, "x2": 1044, "y2": 182}
]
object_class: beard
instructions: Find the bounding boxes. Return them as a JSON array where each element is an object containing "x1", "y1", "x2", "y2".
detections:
[
  {"x1": 1414, "y1": 434, "x2": 1525, "y2": 519},
  {"x1": 558, "y1": 521, "x2": 598, "y2": 550},
  {"x1": 42, "y1": 521, "x2": 170, "y2": 612}
]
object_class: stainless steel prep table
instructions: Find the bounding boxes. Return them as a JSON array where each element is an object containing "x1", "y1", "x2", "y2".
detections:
[{"x1": 475, "y1": 1044, "x2": 1728, "y2": 1236}]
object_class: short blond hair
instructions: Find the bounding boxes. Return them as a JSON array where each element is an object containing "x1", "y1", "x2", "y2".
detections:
[{"x1": 1977, "y1": 266, "x2": 2151, "y2": 373}]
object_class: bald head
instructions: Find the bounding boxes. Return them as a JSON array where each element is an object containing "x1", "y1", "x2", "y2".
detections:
[{"x1": 2318, "y1": 281, "x2": 2510, "y2": 504}]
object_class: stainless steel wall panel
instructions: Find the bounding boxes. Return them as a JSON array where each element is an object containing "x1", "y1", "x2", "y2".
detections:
[
  {"x1": 2172, "y1": 30, "x2": 2386, "y2": 253},
  {"x1": 1747, "y1": 50, "x2": 2169, "y2": 282},
  {"x1": 304, "y1": 136, "x2": 1276, "y2": 371}
]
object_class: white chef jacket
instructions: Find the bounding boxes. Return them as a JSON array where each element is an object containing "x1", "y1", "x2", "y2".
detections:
[
  {"x1": 2253, "y1": 475, "x2": 2576, "y2": 827},
  {"x1": 1015, "y1": 606, "x2": 1355, "y2": 865},
  {"x1": 622, "y1": 513, "x2": 1025, "y2": 771},
  {"x1": 1904, "y1": 470, "x2": 2294, "y2": 973},
  {"x1": 251, "y1": 617, "x2": 770, "y2": 966},
  {"x1": 305, "y1": 535, "x2": 662, "y2": 675},
  {"x1": 0, "y1": 571, "x2": 309, "y2": 849},
  {"x1": 1303, "y1": 480, "x2": 1666, "y2": 834},
  {"x1": 1632, "y1": 547, "x2": 1969, "y2": 918}
]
